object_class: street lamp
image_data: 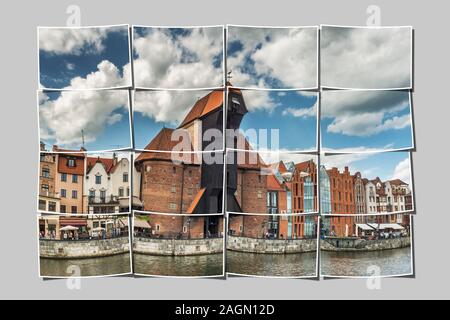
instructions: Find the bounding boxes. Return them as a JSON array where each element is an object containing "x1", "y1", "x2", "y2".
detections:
[{"x1": 187, "y1": 217, "x2": 191, "y2": 240}]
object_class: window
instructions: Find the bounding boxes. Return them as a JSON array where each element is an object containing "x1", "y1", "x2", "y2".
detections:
[
  {"x1": 123, "y1": 173, "x2": 128, "y2": 183},
  {"x1": 67, "y1": 159, "x2": 75, "y2": 167},
  {"x1": 72, "y1": 190, "x2": 77, "y2": 199},
  {"x1": 40, "y1": 154, "x2": 45, "y2": 162},
  {"x1": 95, "y1": 175, "x2": 101, "y2": 184},
  {"x1": 169, "y1": 203, "x2": 177, "y2": 210},
  {"x1": 72, "y1": 175, "x2": 78, "y2": 183},
  {"x1": 48, "y1": 202, "x2": 56, "y2": 212},
  {"x1": 118, "y1": 187, "x2": 124, "y2": 197},
  {"x1": 38, "y1": 200, "x2": 46, "y2": 211},
  {"x1": 100, "y1": 191, "x2": 106, "y2": 199},
  {"x1": 257, "y1": 191, "x2": 262, "y2": 199},
  {"x1": 60, "y1": 189, "x2": 66, "y2": 198},
  {"x1": 171, "y1": 186, "x2": 176, "y2": 193},
  {"x1": 60, "y1": 205, "x2": 66, "y2": 213},
  {"x1": 61, "y1": 173, "x2": 67, "y2": 182},
  {"x1": 127, "y1": 187, "x2": 130, "y2": 196},
  {"x1": 89, "y1": 190, "x2": 95, "y2": 198},
  {"x1": 42, "y1": 167, "x2": 50, "y2": 178},
  {"x1": 41, "y1": 184, "x2": 49, "y2": 193},
  {"x1": 71, "y1": 206, "x2": 77, "y2": 214},
  {"x1": 156, "y1": 224, "x2": 160, "y2": 231},
  {"x1": 183, "y1": 226, "x2": 187, "y2": 233}
]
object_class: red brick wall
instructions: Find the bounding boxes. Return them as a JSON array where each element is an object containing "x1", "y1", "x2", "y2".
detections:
[
  {"x1": 236, "y1": 169, "x2": 267, "y2": 213},
  {"x1": 139, "y1": 160, "x2": 200, "y2": 213}
]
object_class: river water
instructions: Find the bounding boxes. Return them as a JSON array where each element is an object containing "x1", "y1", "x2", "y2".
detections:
[
  {"x1": 227, "y1": 250, "x2": 317, "y2": 277},
  {"x1": 321, "y1": 247, "x2": 413, "y2": 277},
  {"x1": 40, "y1": 253, "x2": 131, "y2": 277},
  {"x1": 133, "y1": 253, "x2": 224, "y2": 277}
]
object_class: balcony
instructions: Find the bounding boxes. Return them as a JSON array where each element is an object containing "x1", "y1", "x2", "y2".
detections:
[
  {"x1": 39, "y1": 190, "x2": 60, "y2": 199},
  {"x1": 88, "y1": 196, "x2": 119, "y2": 205}
]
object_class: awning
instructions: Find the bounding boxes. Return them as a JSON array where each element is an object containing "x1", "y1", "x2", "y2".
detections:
[
  {"x1": 368, "y1": 223, "x2": 405, "y2": 230},
  {"x1": 59, "y1": 217, "x2": 87, "y2": 226},
  {"x1": 355, "y1": 224, "x2": 374, "y2": 231},
  {"x1": 133, "y1": 219, "x2": 152, "y2": 229}
]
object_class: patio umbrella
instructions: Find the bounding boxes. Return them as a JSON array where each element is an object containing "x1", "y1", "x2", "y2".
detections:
[
  {"x1": 60, "y1": 225, "x2": 78, "y2": 231},
  {"x1": 92, "y1": 227, "x2": 106, "y2": 232}
]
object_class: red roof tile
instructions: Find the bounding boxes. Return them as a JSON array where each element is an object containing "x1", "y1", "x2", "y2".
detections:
[
  {"x1": 86, "y1": 157, "x2": 115, "y2": 174},
  {"x1": 135, "y1": 128, "x2": 198, "y2": 164},
  {"x1": 267, "y1": 174, "x2": 285, "y2": 191},
  {"x1": 178, "y1": 90, "x2": 223, "y2": 128}
]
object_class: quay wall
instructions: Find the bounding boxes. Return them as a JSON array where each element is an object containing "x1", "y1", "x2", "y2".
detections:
[
  {"x1": 133, "y1": 237, "x2": 223, "y2": 256},
  {"x1": 226, "y1": 236, "x2": 317, "y2": 254}
]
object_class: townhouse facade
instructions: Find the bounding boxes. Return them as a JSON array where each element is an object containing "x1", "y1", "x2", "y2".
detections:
[
  {"x1": 84, "y1": 154, "x2": 131, "y2": 214},
  {"x1": 39, "y1": 143, "x2": 60, "y2": 212}
]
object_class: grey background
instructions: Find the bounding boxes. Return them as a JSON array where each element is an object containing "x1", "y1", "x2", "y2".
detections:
[{"x1": 0, "y1": 0, "x2": 447, "y2": 299}]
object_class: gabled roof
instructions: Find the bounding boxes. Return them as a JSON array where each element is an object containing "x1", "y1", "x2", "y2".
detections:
[
  {"x1": 52, "y1": 145, "x2": 86, "y2": 156},
  {"x1": 178, "y1": 90, "x2": 223, "y2": 128},
  {"x1": 135, "y1": 128, "x2": 198, "y2": 163},
  {"x1": 86, "y1": 157, "x2": 115, "y2": 174},
  {"x1": 276, "y1": 161, "x2": 288, "y2": 174},
  {"x1": 295, "y1": 160, "x2": 315, "y2": 173},
  {"x1": 57, "y1": 155, "x2": 85, "y2": 175},
  {"x1": 267, "y1": 174, "x2": 285, "y2": 191},
  {"x1": 389, "y1": 179, "x2": 408, "y2": 186}
]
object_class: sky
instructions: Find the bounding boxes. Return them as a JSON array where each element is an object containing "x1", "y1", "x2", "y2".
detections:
[
  {"x1": 39, "y1": 25, "x2": 130, "y2": 89},
  {"x1": 321, "y1": 91, "x2": 414, "y2": 151},
  {"x1": 133, "y1": 89, "x2": 219, "y2": 149},
  {"x1": 133, "y1": 89, "x2": 317, "y2": 151},
  {"x1": 227, "y1": 26, "x2": 318, "y2": 89},
  {"x1": 321, "y1": 152, "x2": 412, "y2": 185},
  {"x1": 133, "y1": 26, "x2": 224, "y2": 89},
  {"x1": 39, "y1": 90, "x2": 131, "y2": 151},
  {"x1": 321, "y1": 26, "x2": 412, "y2": 89},
  {"x1": 240, "y1": 90, "x2": 317, "y2": 151}
]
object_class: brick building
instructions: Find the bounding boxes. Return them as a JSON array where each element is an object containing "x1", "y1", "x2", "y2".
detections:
[
  {"x1": 327, "y1": 166, "x2": 356, "y2": 237},
  {"x1": 39, "y1": 143, "x2": 60, "y2": 212},
  {"x1": 52, "y1": 146, "x2": 85, "y2": 214}
]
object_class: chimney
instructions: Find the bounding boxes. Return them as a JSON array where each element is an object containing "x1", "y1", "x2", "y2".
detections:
[{"x1": 113, "y1": 152, "x2": 118, "y2": 166}]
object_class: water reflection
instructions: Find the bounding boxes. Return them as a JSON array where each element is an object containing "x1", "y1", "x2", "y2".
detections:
[
  {"x1": 133, "y1": 253, "x2": 224, "y2": 277},
  {"x1": 321, "y1": 247, "x2": 412, "y2": 277},
  {"x1": 227, "y1": 250, "x2": 317, "y2": 277},
  {"x1": 40, "y1": 253, "x2": 131, "y2": 277}
]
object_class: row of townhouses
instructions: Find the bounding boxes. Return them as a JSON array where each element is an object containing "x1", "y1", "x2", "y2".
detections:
[
  {"x1": 39, "y1": 86, "x2": 413, "y2": 240},
  {"x1": 38, "y1": 143, "x2": 140, "y2": 214}
]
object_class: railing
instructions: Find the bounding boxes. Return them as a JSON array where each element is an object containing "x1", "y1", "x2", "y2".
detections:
[
  {"x1": 39, "y1": 190, "x2": 59, "y2": 198},
  {"x1": 39, "y1": 232, "x2": 129, "y2": 241},
  {"x1": 88, "y1": 196, "x2": 119, "y2": 204},
  {"x1": 228, "y1": 230, "x2": 316, "y2": 240},
  {"x1": 134, "y1": 231, "x2": 223, "y2": 240}
]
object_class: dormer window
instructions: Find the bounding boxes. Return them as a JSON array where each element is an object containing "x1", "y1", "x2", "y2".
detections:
[
  {"x1": 95, "y1": 175, "x2": 101, "y2": 184},
  {"x1": 67, "y1": 159, "x2": 75, "y2": 167}
]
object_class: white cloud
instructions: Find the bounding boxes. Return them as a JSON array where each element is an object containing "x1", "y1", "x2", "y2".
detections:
[
  {"x1": 66, "y1": 63, "x2": 75, "y2": 70},
  {"x1": 39, "y1": 87, "x2": 129, "y2": 147},
  {"x1": 39, "y1": 27, "x2": 110, "y2": 55},
  {"x1": 327, "y1": 112, "x2": 411, "y2": 136},
  {"x1": 240, "y1": 90, "x2": 277, "y2": 112},
  {"x1": 133, "y1": 27, "x2": 223, "y2": 88},
  {"x1": 68, "y1": 60, "x2": 129, "y2": 89},
  {"x1": 321, "y1": 27, "x2": 412, "y2": 89},
  {"x1": 282, "y1": 102, "x2": 317, "y2": 118},
  {"x1": 134, "y1": 90, "x2": 206, "y2": 125},
  {"x1": 390, "y1": 158, "x2": 411, "y2": 185},
  {"x1": 228, "y1": 27, "x2": 317, "y2": 88},
  {"x1": 322, "y1": 90, "x2": 411, "y2": 137}
]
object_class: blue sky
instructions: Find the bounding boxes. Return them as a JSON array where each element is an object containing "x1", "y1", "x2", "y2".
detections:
[
  {"x1": 321, "y1": 152, "x2": 412, "y2": 185},
  {"x1": 227, "y1": 26, "x2": 317, "y2": 89},
  {"x1": 39, "y1": 25, "x2": 130, "y2": 89},
  {"x1": 320, "y1": 91, "x2": 413, "y2": 152},
  {"x1": 240, "y1": 91, "x2": 317, "y2": 151},
  {"x1": 39, "y1": 90, "x2": 131, "y2": 151},
  {"x1": 132, "y1": 26, "x2": 223, "y2": 89}
]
